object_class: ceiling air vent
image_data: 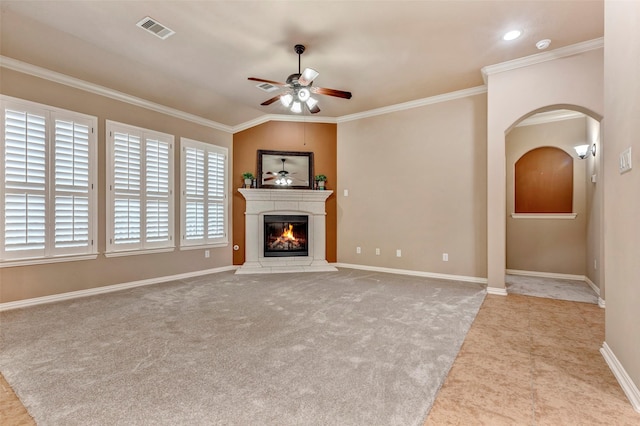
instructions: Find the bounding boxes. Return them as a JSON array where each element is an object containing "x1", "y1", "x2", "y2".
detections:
[
  {"x1": 136, "y1": 16, "x2": 175, "y2": 40},
  {"x1": 256, "y1": 83, "x2": 279, "y2": 93}
]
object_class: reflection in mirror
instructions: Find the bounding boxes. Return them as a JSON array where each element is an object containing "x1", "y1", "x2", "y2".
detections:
[{"x1": 257, "y1": 150, "x2": 314, "y2": 189}]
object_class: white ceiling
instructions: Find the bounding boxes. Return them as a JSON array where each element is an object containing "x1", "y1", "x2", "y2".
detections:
[{"x1": 0, "y1": 1, "x2": 603, "y2": 127}]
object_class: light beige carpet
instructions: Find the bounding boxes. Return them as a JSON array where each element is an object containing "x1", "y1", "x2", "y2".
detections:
[{"x1": 0, "y1": 268, "x2": 485, "y2": 425}]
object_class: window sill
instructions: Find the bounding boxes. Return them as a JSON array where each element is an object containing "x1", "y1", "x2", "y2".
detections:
[
  {"x1": 180, "y1": 242, "x2": 229, "y2": 251},
  {"x1": 511, "y1": 213, "x2": 578, "y2": 220},
  {"x1": 104, "y1": 247, "x2": 175, "y2": 258},
  {"x1": 0, "y1": 253, "x2": 99, "y2": 268}
]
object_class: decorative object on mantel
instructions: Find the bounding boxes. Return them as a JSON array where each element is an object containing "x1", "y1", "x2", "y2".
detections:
[
  {"x1": 315, "y1": 174, "x2": 327, "y2": 190},
  {"x1": 258, "y1": 150, "x2": 314, "y2": 189},
  {"x1": 242, "y1": 172, "x2": 254, "y2": 188}
]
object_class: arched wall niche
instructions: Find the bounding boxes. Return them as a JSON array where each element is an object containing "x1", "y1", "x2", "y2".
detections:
[{"x1": 486, "y1": 47, "x2": 604, "y2": 292}]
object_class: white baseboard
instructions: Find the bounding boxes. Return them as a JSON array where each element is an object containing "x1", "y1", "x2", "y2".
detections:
[
  {"x1": 334, "y1": 263, "x2": 488, "y2": 284},
  {"x1": 601, "y1": 342, "x2": 640, "y2": 413},
  {"x1": 598, "y1": 297, "x2": 606, "y2": 308},
  {"x1": 584, "y1": 276, "x2": 601, "y2": 296},
  {"x1": 0, "y1": 265, "x2": 238, "y2": 312},
  {"x1": 506, "y1": 269, "x2": 585, "y2": 281},
  {"x1": 486, "y1": 286, "x2": 508, "y2": 296}
]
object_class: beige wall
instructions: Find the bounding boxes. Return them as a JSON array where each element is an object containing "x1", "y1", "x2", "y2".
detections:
[
  {"x1": 506, "y1": 117, "x2": 588, "y2": 275},
  {"x1": 486, "y1": 48, "x2": 604, "y2": 290},
  {"x1": 337, "y1": 94, "x2": 487, "y2": 279},
  {"x1": 604, "y1": 0, "x2": 640, "y2": 398},
  {"x1": 0, "y1": 69, "x2": 233, "y2": 303}
]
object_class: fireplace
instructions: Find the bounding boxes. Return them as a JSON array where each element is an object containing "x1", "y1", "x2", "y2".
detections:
[
  {"x1": 264, "y1": 215, "x2": 308, "y2": 257},
  {"x1": 236, "y1": 188, "x2": 337, "y2": 274}
]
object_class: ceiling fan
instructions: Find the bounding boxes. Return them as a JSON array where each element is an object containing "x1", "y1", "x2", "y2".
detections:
[{"x1": 248, "y1": 44, "x2": 352, "y2": 114}]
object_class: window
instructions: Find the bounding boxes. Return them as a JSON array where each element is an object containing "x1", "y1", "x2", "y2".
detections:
[
  {"x1": 1, "y1": 96, "x2": 97, "y2": 264},
  {"x1": 106, "y1": 121, "x2": 174, "y2": 255},
  {"x1": 515, "y1": 146, "x2": 573, "y2": 213},
  {"x1": 180, "y1": 138, "x2": 228, "y2": 248}
]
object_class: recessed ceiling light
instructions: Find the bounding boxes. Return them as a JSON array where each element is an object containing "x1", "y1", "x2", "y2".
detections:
[
  {"x1": 536, "y1": 39, "x2": 551, "y2": 50},
  {"x1": 503, "y1": 29, "x2": 522, "y2": 41}
]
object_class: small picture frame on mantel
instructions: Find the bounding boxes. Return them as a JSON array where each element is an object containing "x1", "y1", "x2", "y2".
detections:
[{"x1": 257, "y1": 150, "x2": 314, "y2": 189}]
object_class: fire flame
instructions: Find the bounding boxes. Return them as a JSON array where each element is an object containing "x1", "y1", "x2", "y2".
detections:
[{"x1": 281, "y1": 224, "x2": 296, "y2": 241}]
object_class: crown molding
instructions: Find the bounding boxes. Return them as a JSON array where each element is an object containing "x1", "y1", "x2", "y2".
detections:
[
  {"x1": 0, "y1": 56, "x2": 234, "y2": 133},
  {"x1": 231, "y1": 113, "x2": 337, "y2": 133},
  {"x1": 337, "y1": 85, "x2": 488, "y2": 123},
  {"x1": 481, "y1": 37, "x2": 603, "y2": 83}
]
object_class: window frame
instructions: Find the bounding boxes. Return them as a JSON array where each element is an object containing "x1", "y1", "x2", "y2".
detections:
[
  {"x1": 0, "y1": 95, "x2": 98, "y2": 266},
  {"x1": 180, "y1": 137, "x2": 229, "y2": 249},
  {"x1": 105, "y1": 120, "x2": 175, "y2": 257}
]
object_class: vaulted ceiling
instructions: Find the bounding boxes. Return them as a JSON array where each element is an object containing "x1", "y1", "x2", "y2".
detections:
[{"x1": 0, "y1": 1, "x2": 603, "y2": 127}]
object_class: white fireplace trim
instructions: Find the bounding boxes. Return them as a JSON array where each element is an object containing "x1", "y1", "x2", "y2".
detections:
[{"x1": 236, "y1": 189, "x2": 337, "y2": 274}]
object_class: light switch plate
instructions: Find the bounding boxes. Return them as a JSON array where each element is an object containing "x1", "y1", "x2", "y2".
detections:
[{"x1": 620, "y1": 147, "x2": 632, "y2": 174}]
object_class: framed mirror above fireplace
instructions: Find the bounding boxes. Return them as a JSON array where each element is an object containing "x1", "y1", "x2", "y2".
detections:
[{"x1": 257, "y1": 150, "x2": 314, "y2": 189}]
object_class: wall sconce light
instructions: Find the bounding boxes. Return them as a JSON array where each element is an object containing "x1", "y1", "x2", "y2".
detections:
[
  {"x1": 574, "y1": 144, "x2": 590, "y2": 159},
  {"x1": 591, "y1": 143, "x2": 597, "y2": 157}
]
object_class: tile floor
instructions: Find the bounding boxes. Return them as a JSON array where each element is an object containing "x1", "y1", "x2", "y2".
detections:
[
  {"x1": 1, "y1": 293, "x2": 638, "y2": 425},
  {"x1": 425, "y1": 294, "x2": 639, "y2": 425}
]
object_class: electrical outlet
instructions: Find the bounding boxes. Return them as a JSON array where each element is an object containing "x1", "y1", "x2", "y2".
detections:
[
  {"x1": 375, "y1": 248, "x2": 380, "y2": 255},
  {"x1": 396, "y1": 249, "x2": 401, "y2": 257},
  {"x1": 344, "y1": 189, "x2": 349, "y2": 197},
  {"x1": 442, "y1": 253, "x2": 448, "y2": 261},
  {"x1": 205, "y1": 250, "x2": 210, "y2": 258},
  {"x1": 356, "y1": 246, "x2": 361, "y2": 254}
]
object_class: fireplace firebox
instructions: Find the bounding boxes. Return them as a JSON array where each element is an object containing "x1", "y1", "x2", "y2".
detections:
[{"x1": 264, "y1": 215, "x2": 309, "y2": 257}]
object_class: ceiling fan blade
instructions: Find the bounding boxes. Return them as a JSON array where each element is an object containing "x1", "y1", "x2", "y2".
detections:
[
  {"x1": 260, "y1": 95, "x2": 282, "y2": 106},
  {"x1": 310, "y1": 86, "x2": 352, "y2": 99},
  {"x1": 248, "y1": 77, "x2": 287, "y2": 87},
  {"x1": 298, "y1": 67, "x2": 319, "y2": 86}
]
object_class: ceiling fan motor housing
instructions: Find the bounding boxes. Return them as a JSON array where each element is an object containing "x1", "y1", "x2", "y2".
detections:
[{"x1": 286, "y1": 73, "x2": 302, "y2": 86}]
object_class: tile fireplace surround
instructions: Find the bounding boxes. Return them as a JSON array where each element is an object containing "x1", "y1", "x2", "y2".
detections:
[{"x1": 236, "y1": 188, "x2": 338, "y2": 274}]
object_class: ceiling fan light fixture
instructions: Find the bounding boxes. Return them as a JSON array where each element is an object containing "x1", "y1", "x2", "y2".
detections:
[
  {"x1": 299, "y1": 67, "x2": 319, "y2": 85},
  {"x1": 280, "y1": 93, "x2": 293, "y2": 107},
  {"x1": 306, "y1": 97, "x2": 318, "y2": 109},
  {"x1": 298, "y1": 88, "x2": 311, "y2": 102},
  {"x1": 291, "y1": 101, "x2": 302, "y2": 113}
]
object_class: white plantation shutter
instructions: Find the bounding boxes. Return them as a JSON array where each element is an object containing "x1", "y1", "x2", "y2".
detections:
[
  {"x1": 184, "y1": 146, "x2": 205, "y2": 240},
  {"x1": 106, "y1": 121, "x2": 173, "y2": 254},
  {"x1": 145, "y1": 139, "x2": 170, "y2": 244},
  {"x1": 207, "y1": 151, "x2": 225, "y2": 239},
  {"x1": 54, "y1": 118, "x2": 91, "y2": 250},
  {"x1": 3, "y1": 109, "x2": 47, "y2": 254},
  {"x1": 112, "y1": 131, "x2": 141, "y2": 246},
  {"x1": 1, "y1": 97, "x2": 97, "y2": 262},
  {"x1": 181, "y1": 138, "x2": 228, "y2": 247}
]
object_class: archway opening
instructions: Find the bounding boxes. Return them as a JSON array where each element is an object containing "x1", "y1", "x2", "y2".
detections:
[{"x1": 503, "y1": 106, "x2": 604, "y2": 304}]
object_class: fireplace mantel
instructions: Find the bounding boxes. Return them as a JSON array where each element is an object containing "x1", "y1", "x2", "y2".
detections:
[{"x1": 236, "y1": 189, "x2": 337, "y2": 274}]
